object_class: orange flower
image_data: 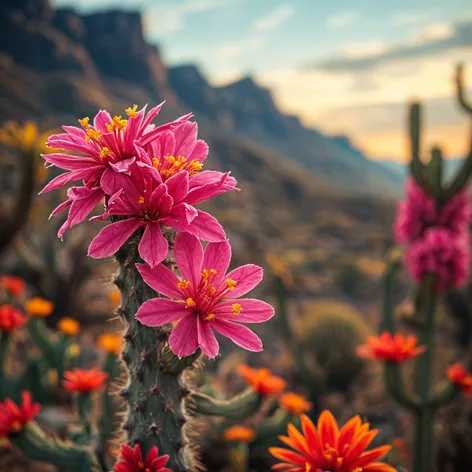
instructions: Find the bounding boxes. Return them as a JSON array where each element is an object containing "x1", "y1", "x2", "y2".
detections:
[
  {"x1": 237, "y1": 364, "x2": 286, "y2": 396},
  {"x1": 447, "y1": 363, "x2": 472, "y2": 396},
  {"x1": 279, "y1": 392, "x2": 312, "y2": 415},
  {"x1": 25, "y1": 297, "x2": 54, "y2": 317},
  {"x1": 109, "y1": 290, "x2": 121, "y2": 307},
  {"x1": 0, "y1": 305, "x2": 26, "y2": 333},
  {"x1": 0, "y1": 275, "x2": 25, "y2": 298},
  {"x1": 223, "y1": 425, "x2": 256, "y2": 443},
  {"x1": 269, "y1": 410, "x2": 396, "y2": 472},
  {"x1": 0, "y1": 391, "x2": 41, "y2": 437},
  {"x1": 356, "y1": 331, "x2": 425, "y2": 363},
  {"x1": 57, "y1": 317, "x2": 80, "y2": 336},
  {"x1": 62, "y1": 368, "x2": 108, "y2": 393},
  {"x1": 97, "y1": 333, "x2": 122, "y2": 355}
]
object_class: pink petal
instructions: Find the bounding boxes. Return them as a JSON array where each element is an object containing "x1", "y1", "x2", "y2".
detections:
[
  {"x1": 225, "y1": 264, "x2": 263, "y2": 298},
  {"x1": 173, "y1": 232, "x2": 204, "y2": 286},
  {"x1": 108, "y1": 156, "x2": 136, "y2": 174},
  {"x1": 47, "y1": 134, "x2": 97, "y2": 156},
  {"x1": 136, "y1": 263, "x2": 183, "y2": 299},
  {"x1": 150, "y1": 184, "x2": 173, "y2": 215},
  {"x1": 42, "y1": 153, "x2": 99, "y2": 171},
  {"x1": 66, "y1": 187, "x2": 104, "y2": 227},
  {"x1": 39, "y1": 168, "x2": 97, "y2": 194},
  {"x1": 169, "y1": 314, "x2": 199, "y2": 358},
  {"x1": 140, "y1": 102, "x2": 164, "y2": 133},
  {"x1": 140, "y1": 113, "x2": 193, "y2": 146},
  {"x1": 88, "y1": 218, "x2": 142, "y2": 259},
  {"x1": 149, "y1": 130, "x2": 175, "y2": 161},
  {"x1": 213, "y1": 299, "x2": 275, "y2": 323},
  {"x1": 136, "y1": 298, "x2": 186, "y2": 326},
  {"x1": 197, "y1": 318, "x2": 219, "y2": 359},
  {"x1": 161, "y1": 203, "x2": 198, "y2": 228},
  {"x1": 186, "y1": 172, "x2": 238, "y2": 205},
  {"x1": 138, "y1": 223, "x2": 168, "y2": 268},
  {"x1": 100, "y1": 167, "x2": 141, "y2": 206},
  {"x1": 185, "y1": 210, "x2": 226, "y2": 242},
  {"x1": 49, "y1": 198, "x2": 72, "y2": 218},
  {"x1": 165, "y1": 171, "x2": 189, "y2": 204},
  {"x1": 173, "y1": 122, "x2": 198, "y2": 158},
  {"x1": 202, "y1": 240, "x2": 231, "y2": 286},
  {"x1": 93, "y1": 110, "x2": 113, "y2": 132},
  {"x1": 212, "y1": 319, "x2": 263, "y2": 352},
  {"x1": 188, "y1": 139, "x2": 209, "y2": 162}
]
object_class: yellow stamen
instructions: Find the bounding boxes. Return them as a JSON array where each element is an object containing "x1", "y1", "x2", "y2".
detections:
[
  {"x1": 159, "y1": 155, "x2": 203, "y2": 180},
  {"x1": 226, "y1": 279, "x2": 237, "y2": 291},
  {"x1": 125, "y1": 104, "x2": 138, "y2": 118},
  {"x1": 85, "y1": 128, "x2": 102, "y2": 142},
  {"x1": 106, "y1": 115, "x2": 128, "y2": 132},
  {"x1": 177, "y1": 280, "x2": 190, "y2": 289},
  {"x1": 78, "y1": 117, "x2": 90, "y2": 128},
  {"x1": 206, "y1": 285, "x2": 216, "y2": 295},
  {"x1": 209, "y1": 269, "x2": 217, "y2": 275},
  {"x1": 204, "y1": 313, "x2": 215, "y2": 321},
  {"x1": 99, "y1": 147, "x2": 112, "y2": 159},
  {"x1": 185, "y1": 298, "x2": 196, "y2": 308},
  {"x1": 232, "y1": 303, "x2": 242, "y2": 314},
  {"x1": 138, "y1": 196, "x2": 145, "y2": 204},
  {"x1": 152, "y1": 157, "x2": 161, "y2": 169}
]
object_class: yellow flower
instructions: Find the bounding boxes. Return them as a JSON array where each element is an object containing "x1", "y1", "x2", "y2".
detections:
[
  {"x1": 109, "y1": 290, "x2": 121, "y2": 307},
  {"x1": 25, "y1": 297, "x2": 54, "y2": 317},
  {"x1": 279, "y1": 392, "x2": 312, "y2": 415},
  {"x1": 97, "y1": 333, "x2": 122, "y2": 355},
  {"x1": 48, "y1": 369, "x2": 58, "y2": 387},
  {"x1": 223, "y1": 425, "x2": 256, "y2": 443},
  {"x1": 0, "y1": 121, "x2": 59, "y2": 154},
  {"x1": 57, "y1": 317, "x2": 80, "y2": 336},
  {"x1": 68, "y1": 343, "x2": 81, "y2": 357}
]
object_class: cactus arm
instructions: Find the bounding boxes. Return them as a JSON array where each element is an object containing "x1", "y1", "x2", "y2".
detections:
[
  {"x1": 0, "y1": 148, "x2": 36, "y2": 256},
  {"x1": 190, "y1": 388, "x2": 263, "y2": 420},
  {"x1": 228, "y1": 443, "x2": 249, "y2": 472},
  {"x1": 114, "y1": 232, "x2": 196, "y2": 472},
  {"x1": 77, "y1": 393, "x2": 93, "y2": 441},
  {"x1": 428, "y1": 147, "x2": 444, "y2": 194},
  {"x1": 28, "y1": 317, "x2": 56, "y2": 363},
  {"x1": 408, "y1": 103, "x2": 430, "y2": 193},
  {"x1": 428, "y1": 380, "x2": 461, "y2": 409},
  {"x1": 456, "y1": 63, "x2": 472, "y2": 115},
  {"x1": 10, "y1": 422, "x2": 98, "y2": 472},
  {"x1": 384, "y1": 362, "x2": 420, "y2": 412}
]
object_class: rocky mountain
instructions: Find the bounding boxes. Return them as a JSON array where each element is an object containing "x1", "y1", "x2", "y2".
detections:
[
  {"x1": 169, "y1": 65, "x2": 403, "y2": 195},
  {"x1": 0, "y1": 0, "x2": 396, "y2": 279}
]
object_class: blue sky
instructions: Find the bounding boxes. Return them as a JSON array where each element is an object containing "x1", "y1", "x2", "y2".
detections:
[{"x1": 53, "y1": 0, "x2": 472, "y2": 160}]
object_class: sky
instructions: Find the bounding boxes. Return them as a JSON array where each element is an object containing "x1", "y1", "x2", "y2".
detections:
[{"x1": 53, "y1": 0, "x2": 472, "y2": 161}]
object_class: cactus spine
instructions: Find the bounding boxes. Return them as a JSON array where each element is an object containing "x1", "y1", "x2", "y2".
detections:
[{"x1": 114, "y1": 230, "x2": 196, "y2": 472}]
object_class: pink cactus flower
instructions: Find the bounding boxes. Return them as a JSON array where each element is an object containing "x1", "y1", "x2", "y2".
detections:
[
  {"x1": 135, "y1": 233, "x2": 275, "y2": 359},
  {"x1": 406, "y1": 227, "x2": 470, "y2": 293},
  {"x1": 40, "y1": 103, "x2": 192, "y2": 237},
  {"x1": 88, "y1": 162, "x2": 230, "y2": 267},
  {"x1": 394, "y1": 178, "x2": 470, "y2": 244}
]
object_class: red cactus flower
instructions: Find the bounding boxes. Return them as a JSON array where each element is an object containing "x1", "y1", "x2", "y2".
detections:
[
  {"x1": 269, "y1": 410, "x2": 395, "y2": 472},
  {"x1": 0, "y1": 391, "x2": 41, "y2": 437},
  {"x1": 0, "y1": 304, "x2": 26, "y2": 333},
  {"x1": 447, "y1": 363, "x2": 472, "y2": 396},
  {"x1": 237, "y1": 364, "x2": 286, "y2": 395},
  {"x1": 114, "y1": 444, "x2": 172, "y2": 472},
  {"x1": 62, "y1": 368, "x2": 108, "y2": 393},
  {"x1": 356, "y1": 331, "x2": 426, "y2": 363},
  {"x1": 0, "y1": 275, "x2": 25, "y2": 298}
]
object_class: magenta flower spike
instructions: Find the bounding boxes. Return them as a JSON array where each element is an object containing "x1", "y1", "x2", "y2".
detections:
[
  {"x1": 40, "y1": 103, "x2": 192, "y2": 237},
  {"x1": 135, "y1": 233, "x2": 275, "y2": 359}
]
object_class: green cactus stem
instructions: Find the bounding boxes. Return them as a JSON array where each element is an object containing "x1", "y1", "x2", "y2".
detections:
[
  {"x1": 412, "y1": 277, "x2": 437, "y2": 472},
  {"x1": 429, "y1": 380, "x2": 460, "y2": 409},
  {"x1": 114, "y1": 229, "x2": 196, "y2": 472},
  {"x1": 228, "y1": 442, "x2": 249, "y2": 472},
  {"x1": 456, "y1": 63, "x2": 472, "y2": 115},
  {"x1": 190, "y1": 388, "x2": 263, "y2": 420},
  {"x1": 380, "y1": 250, "x2": 402, "y2": 333},
  {"x1": 10, "y1": 422, "x2": 98, "y2": 472},
  {"x1": 384, "y1": 362, "x2": 420, "y2": 412},
  {"x1": 77, "y1": 393, "x2": 93, "y2": 441}
]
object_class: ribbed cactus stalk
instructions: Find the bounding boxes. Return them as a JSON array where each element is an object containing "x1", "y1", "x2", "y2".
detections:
[
  {"x1": 114, "y1": 230, "x2": 197, "y2": 472},
  {"x1": 380, "y1": 78, "x2": 472, "y2": 472}
]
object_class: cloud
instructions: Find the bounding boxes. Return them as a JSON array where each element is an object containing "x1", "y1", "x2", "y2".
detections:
[
  {"x1": 253, "y1": 4, "x2": 294, "y2": 31},
  {"x1": 389, "y1": 11, "x2": 433, "y2": 26},
  {"x1": 145, "y1": 0, "x2": 237, "y2": 35},
  {"x1": 326, "y1": 10, "x2": 359, "y2": 29},
  {"x1": 214, "y1": 37, "x2": 263, "y2": 59},
  {"x1": 308, "y1": 19, "x2": 472, "y2": 72}
]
